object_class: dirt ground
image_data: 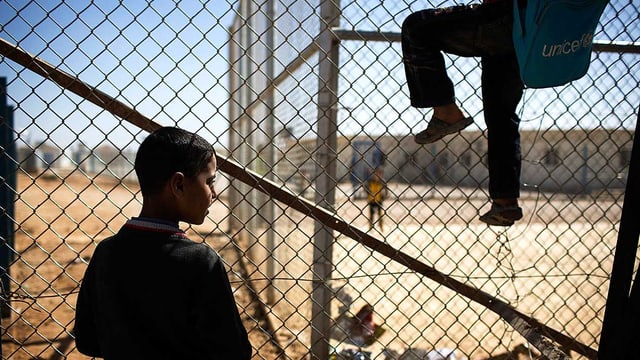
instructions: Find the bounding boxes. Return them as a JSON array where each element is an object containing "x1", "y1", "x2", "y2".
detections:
[
  {"x1": 2, "y1": 171, "x2": 616, "y2": 359},
  {"x1": 2, "y1": 172, "x2": 285, "y2": 359}
]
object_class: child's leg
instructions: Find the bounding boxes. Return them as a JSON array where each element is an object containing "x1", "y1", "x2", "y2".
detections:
[
  {"x1": 369, "y1": 203, "x2": 375, "y2": 229},
  {"x1": 401, "y1": 2, "x2": 514, "y2": 109}
]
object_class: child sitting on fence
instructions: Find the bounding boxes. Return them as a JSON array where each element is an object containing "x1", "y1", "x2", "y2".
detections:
[{"x1": 73, "y1": 126, "x2": 252, "y2": 359}]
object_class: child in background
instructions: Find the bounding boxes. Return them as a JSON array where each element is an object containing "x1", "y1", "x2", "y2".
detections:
[
  {"x1": 366, "y1": 167, "x2": 387, "y2": 231},
  {"x1": 73, "y1": 127, "x2": 252, "y2": 359}
]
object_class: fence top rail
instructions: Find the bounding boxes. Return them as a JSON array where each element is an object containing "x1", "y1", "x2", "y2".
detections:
[{"x1": 333, "y1": 29, "x2": 640, "y2": 54}]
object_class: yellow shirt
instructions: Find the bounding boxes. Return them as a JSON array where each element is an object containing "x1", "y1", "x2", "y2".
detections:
[{"x1": 367, "y1": 179, "x2": 385, "y2": 203}]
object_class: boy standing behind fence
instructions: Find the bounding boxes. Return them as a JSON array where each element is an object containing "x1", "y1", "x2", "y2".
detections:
[{"x1": 73, "y1": 127, "x2": 252, "y2": 359}]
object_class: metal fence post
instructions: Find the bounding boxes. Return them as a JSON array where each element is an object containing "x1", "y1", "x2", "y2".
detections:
[
  {"x1": 228, "y1": 18, "x2": 242, "y2": 235},
  {"x1": 1, "y1": 77, "x2": 16, "y2": 357},
  {"x1": 263, "y1": 0, "x2": 277, "y2": 305},
  {"x1": 598, "y1": 105, "x2": 640, "y2": 359},
  {"x1": 0, "y1": 76, "x2": 5, "y2": 360},
  {"x1": 310, "y1": 1, "x2": 340, "y2": 359}
]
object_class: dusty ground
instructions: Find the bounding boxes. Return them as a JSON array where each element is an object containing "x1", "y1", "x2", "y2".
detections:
[
  {"x1": 2, "y1": 172, "x2": 284, "y2": 359},
  {"x1": 1, "y1": 171, "x2": 617, "y2": 359}
]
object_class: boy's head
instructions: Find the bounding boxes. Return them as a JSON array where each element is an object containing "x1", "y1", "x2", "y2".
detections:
[
  {"x1": 135, "y1": 127, "x2": 217, "y2": 224},
  {"x1": 135, "y1": 127, "x2": 215, "y2": 195}
]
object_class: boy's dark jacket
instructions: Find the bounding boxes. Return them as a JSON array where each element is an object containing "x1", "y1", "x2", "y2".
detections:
[{"x1": 74, "y1": 219, "x2": 252, "y2": 359}]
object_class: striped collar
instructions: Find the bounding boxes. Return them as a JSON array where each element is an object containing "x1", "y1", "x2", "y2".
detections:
[{"x1": 125, "y1": 217, "x2": 184, "y2": 234}]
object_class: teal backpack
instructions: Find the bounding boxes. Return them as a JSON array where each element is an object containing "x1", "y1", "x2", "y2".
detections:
[{"x1": 512, "y1": 0, "x2": 609, "y2": 88}]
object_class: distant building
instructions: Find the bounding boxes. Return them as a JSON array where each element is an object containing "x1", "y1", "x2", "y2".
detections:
[
  {"x1": 17, "y1": 142, "x2": 73, "y2": 173},
  {"x1": 17, "y1": 143, "x2": 137, "y2": 182},
  {"x1": 278, "y1": 128, "x2": 633, "y2": 194},
  {"x1": 15, "y1": 143, "x2": 231, "y2": 191},
  {"x1": 15, "y1": 128, "x2": 632, "y2": 195}
]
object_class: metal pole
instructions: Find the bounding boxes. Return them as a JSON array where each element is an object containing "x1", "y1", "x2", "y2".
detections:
[
  {"x1": 264, "y1": 0, "x2": 277, "y2": 305},
  {"x1": 1, "y1": 77, "x2": 17, "y2": 359},
  {"x1": 598, "y1": 106, "x2": 640, "y2": 359},
  {"x1": 238, "y1": 0, "x2": 256, "y2": 250},
  {"x1": 0, "y1": 76, "x2": 6, "y2": 360},
  {"x1": 245, "y1": 0, "x2": 260, "y2": 267},
  {"x1": 228, "y1": 18, "x2": 242, "y2": 234},
  {"x1": 310, "y1": 1, "x2": 340, "y2": 359}
]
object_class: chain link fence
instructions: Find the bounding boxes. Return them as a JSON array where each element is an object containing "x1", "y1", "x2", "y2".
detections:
[{"x1": 0, "y1": 0, "x2": 639, "y2": 359}]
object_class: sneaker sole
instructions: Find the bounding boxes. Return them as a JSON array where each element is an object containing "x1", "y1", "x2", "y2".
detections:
[
  {"x1": 414, "y1": 117, "x2": 473, "y2": 144},
  {"x1": 479, "y1": 215, "x2": 515, "y2": 226},
  {"x1": 479, "y1": 208, "x2": 523, "y2": 227}
]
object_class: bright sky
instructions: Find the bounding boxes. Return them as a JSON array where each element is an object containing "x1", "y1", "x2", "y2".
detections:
[
  {"x1": 1, "y1": 0, "x2": 238, "y2": 150},
  {"x1": 0, "y1": 0, "x2": 638, "y2": 152}
]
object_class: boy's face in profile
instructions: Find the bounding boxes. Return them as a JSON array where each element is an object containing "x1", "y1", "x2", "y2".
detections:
[{"x1": 179, "y1": 155, "x2": 218, "y2": 225}]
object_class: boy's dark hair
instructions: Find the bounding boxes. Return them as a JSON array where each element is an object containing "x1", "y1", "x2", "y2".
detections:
[{"x1": 135, "y1": 127, "x2": 216, "y2": 196}]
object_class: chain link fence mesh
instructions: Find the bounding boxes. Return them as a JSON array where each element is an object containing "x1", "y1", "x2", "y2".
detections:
[{"x1": 0, "y1": 0, "x2": 639, "y2": 359}]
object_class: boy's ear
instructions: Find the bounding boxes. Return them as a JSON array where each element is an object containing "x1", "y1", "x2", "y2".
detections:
[{"x1": 168, "y1": 172, "x2": 186, "y2": 197}]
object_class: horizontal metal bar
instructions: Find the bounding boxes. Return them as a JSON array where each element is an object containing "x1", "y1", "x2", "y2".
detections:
[
  {"x1": 334, "y1": 29, "x2": 640, "y2": 54},
  {"x1": 593, "y1": 40, "x2": 640, "y2": 54},
  {"x1": 244, "y1": 41, "x2": 319, "y2": 116},
  {"x1": 333, "y1": 29, "x2": 401, "y2": 42}
]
